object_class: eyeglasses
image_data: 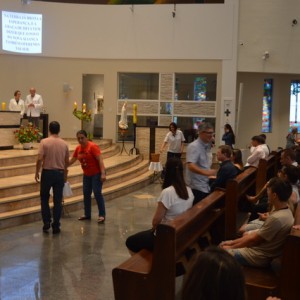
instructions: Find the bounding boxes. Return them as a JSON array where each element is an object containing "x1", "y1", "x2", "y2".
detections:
[{"x1": 202, "y1": 131, "x2": 214, "y2": 135}]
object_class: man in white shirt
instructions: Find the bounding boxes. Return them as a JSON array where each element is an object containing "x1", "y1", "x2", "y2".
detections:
[
  {"x1": 25, "y1": 87, "x2": 43, "y2": 128},
  {"x1": 259, "y1": 134, "x2": 270, "y2": 157},
  {"x1": 245, "y1": 135, "x2": 266, "y2": 168},
  {"x1": 9, "y1": 90, "x2": 25, "y2": 119}
]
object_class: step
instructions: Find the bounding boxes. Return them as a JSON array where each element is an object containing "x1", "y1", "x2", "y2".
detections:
[
  {"x1": 0, "y1": 143, "x2": 119, "y2": 178},
  {"x1": 0, "y1": 158, "x2": 150, "y2": 213},
  {"x1": 0, "y1": 153, "x2": 145, "y2": 198},
  {"x1": 0, "y1": 138, "x2": 113, "y2": 167},
  {"x1": 0, "y1": 168, "x2": 154, "y2": 230},
  {"x1": 0, "y1": 138, "x2": 155, "y2": 230}
]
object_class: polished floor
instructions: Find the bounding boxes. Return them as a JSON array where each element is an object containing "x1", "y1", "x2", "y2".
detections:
[{"x1": 0, "y1": 183, "x2": 168, "y2": 300}]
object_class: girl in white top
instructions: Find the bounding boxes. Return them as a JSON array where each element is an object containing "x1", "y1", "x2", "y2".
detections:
[
  {"x1": 160, "y1": 122, "x2": 185, "y2": 160},
  {"x1": 126, "y1": 158, "x2": 194, "y2": 254},
  {"x1": 9, "y1": 90, "x2": 25, "y2": 116}
]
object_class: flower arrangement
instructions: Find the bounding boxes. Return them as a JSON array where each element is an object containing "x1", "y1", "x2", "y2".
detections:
[{"x1": 14, "y1": 122, "x2": 43, "y2": 144}]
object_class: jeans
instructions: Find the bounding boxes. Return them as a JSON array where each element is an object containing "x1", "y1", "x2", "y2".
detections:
[
  {"x1": 40, "y1": 169, "x2": 64, "y2": 228},
  {"x1": 83, "y1": 173, "x2": 105, "y2": 218},
  {"x1": 192, "y1": 189, "x2": 209, "y2": 205}
]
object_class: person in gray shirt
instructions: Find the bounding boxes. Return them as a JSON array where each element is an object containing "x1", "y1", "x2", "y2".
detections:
[{"x1": 186, "y1": 122, "x2": 217, "y2": 205}]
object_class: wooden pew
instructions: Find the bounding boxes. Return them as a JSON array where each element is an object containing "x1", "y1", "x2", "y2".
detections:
[
  {"x1": 224, "y1": 152, "x2": 282, "y2": 240},
  {"x1": 112, "y1": 152, "x2": 283, "y2": 299},
  {"x1": 244, "y1": 228, "x2": 300, "y2": 300},
  {"x1": 225, "y1": 166, "x2": 257, "y2": 239},
  {"x1": 256, "y1": 151, "x2": 281, "y2": 194},
  {"x1": 112, "y1": 190, "x2": 226, "y2": 300}
]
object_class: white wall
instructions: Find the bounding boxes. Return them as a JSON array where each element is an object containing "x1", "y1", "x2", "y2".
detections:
[
  {"x1": 234, "y1": 0, "x2": 300, "y2": 152},
  {"x1": 236, "y1": 72, "x2": 293, "y2": 151},
  {"x1": 0, "y1": 0, "x2": 238, "y2": 140},
  {"x1": 0, "y1": 0, "x2": 234, "y2": 60},
  {"x1": 238, "y1": 0, "x2": 300, "y2": 73}
]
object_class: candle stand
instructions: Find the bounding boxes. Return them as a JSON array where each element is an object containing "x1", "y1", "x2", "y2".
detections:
[{"x1": 119, "y1": 128, "x2": 129, "y2": 155}]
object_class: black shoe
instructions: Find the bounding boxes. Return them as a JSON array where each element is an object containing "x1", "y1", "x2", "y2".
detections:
[
  {"x1": 43, "y1": 223, "x2": 51, "y2": 233},
  {"x1": 52, "y1": 227, "x2": 61, "y2": 234}
]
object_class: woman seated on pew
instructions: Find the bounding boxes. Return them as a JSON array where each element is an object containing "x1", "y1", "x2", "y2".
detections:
[
  {"x1": 240, "y1": 165, "x2": 299, "y2": 235},
  {"x1": 232, "y1": 149, "x2": 244, "y2": 171},
  {"x1": 125, "y1": 158, "x2": 194, "y2": 255}
]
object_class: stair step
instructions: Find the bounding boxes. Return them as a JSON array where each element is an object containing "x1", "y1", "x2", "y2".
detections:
[
  {"x1": 0, "y1": 143, "x2": 119, "y2": 178},
  {"x1": 0, "y1": 138, "x2": 154, "y2": 230},
  {"x1": 0, "y1": 170, "x2": 153, "y2": 229},
  {"x1": 0, "y1": 153, "x2": 143, "y2": 198},
  {"x1": 0, "y1": 159, "x2": 150, "y2": 212},
  {"x1": 0, "y1": 139, "x2": 113, "y2": 167}
]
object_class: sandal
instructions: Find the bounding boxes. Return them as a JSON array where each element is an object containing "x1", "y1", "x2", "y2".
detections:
[
  {"x1": 78, "y1": 216, "x2": 91, "y2": 221},
  {"x1": 98, "y1": 216, "x2": 105, "y2": 224}
]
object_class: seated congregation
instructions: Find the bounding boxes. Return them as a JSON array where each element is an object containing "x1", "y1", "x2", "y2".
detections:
[{"x1": 113, "y1": 126, "x2": 300, "y2": 300}]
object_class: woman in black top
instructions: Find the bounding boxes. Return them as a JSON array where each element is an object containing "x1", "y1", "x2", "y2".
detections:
[{"x1": 222, "y1": 124, "x2": 235, "y2": 148}]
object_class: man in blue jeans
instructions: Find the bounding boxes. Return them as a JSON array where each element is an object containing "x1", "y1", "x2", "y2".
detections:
[{"x1": 35, "y1": 121, "x2": 69, "y2": 234}]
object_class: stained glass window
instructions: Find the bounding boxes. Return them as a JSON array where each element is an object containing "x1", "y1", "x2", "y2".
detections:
[
  {"x1": 262, "y1": 79, "x2": 273, "y2": 133},
  {"x1": 289, "y1": 80, "x2": 300, "y2": 131}
]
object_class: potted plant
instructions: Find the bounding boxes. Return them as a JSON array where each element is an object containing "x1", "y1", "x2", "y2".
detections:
[{"x1": 14, "y1": 122, "x2": 43, "y2": 149}]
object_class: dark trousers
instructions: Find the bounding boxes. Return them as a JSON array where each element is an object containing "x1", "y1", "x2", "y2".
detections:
[
  {"x1": 28, "y1": 116, "x2": 40, "y2": 128},
  {"x1": 192, "y1": 189, "x2": 209, "y2": 205},
  {"x1": 126, "y1": 229, "x2": 155, "y2": 253},
  {"x1": 167, "y1": 152, "x2": 182, "y2": 160},
  {"x1": 40, "y1": 169, "x2": 64, "y2": 228},
  {"x1": 248, "y1": 197, "x2": 269, "y2": 222},
  {"x1": 83, "y1": 173, "x2": 105, "y2": 218}
]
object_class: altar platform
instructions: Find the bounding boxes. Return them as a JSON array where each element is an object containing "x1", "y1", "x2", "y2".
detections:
[{"x1": 0, "y1": 139, "x2": 153, "y2": 230}]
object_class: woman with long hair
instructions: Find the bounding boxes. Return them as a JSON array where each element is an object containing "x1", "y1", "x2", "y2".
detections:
[
  {"x1": 125, "y1": 158, "x2": 194, "y2": 254},
  {"x1": 182, "y1": 246, "x2": 246, "y2": 300},
  {"x1": 222, "y1": 124, "x2": 235, "y2": 148},
  {"x1": 232, "y1": 149, "x2": 244, "y2": 171}
]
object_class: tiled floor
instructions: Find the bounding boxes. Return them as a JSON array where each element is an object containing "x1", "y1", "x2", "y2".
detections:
[{"x1": 0, "y1": 184, "x2": 165, "y2": 300}]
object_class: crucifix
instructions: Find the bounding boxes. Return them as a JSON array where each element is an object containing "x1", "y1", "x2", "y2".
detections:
[{"x1": 224, "y1": 108, "x2": 231, "y2": 117}]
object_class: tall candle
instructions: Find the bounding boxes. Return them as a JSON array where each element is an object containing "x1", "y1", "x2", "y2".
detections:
[
  {"x1": 74, "y1": 102, "x2": 77, "y2": 110},
  {"x1": 1, "y1": 102, "x2": 6, "y2": 111},
  {"x1": 82, "y1": 103, "x2": 86, "y2": 113},
  {"x1": 133, "y1": 104, "x2": 137, "y2": 124}
]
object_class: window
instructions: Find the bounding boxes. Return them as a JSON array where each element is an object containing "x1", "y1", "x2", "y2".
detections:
[
  {"x1": 289, "y1": 80, "x2": 300, "y2": 131},
  {"x1": 261, "y1": 79, "x2": 273, "y2": 133},
  {"x1": 175, "y1": 73, "x2": 217, "y2": 101},
  {"x1": 118, "y1": 73, "x2": 159, "y2": 100}
]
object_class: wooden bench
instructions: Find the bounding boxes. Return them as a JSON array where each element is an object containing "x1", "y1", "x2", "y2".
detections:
[
  {"x1": 244, "y1": 228, "x2": 300, "y2": 300},
  {"x1": 224, "y1": 151, "x2": 282, "y2": 240},
  {"x1": 112, "y1": 153, "x2": 283, "y2": 299},
  {"x1": 256, "y1": 151, "x2": 281, "y2": 193},
  {"x1": 112, "y1": 189, "x2": 226, "y2": 300},
  {"x1": 225, "y1": 166, "x2": 257, "y2": 239}
]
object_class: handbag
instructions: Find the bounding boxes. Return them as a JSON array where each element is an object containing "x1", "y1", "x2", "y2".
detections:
[
  {"x1": 49, "y1": 182, "x2": 73, "y2": 198},
  {"x1": 63, "y1": 182, "x2": 73, "y2": 197}
]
